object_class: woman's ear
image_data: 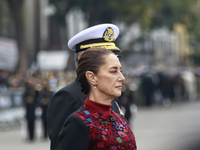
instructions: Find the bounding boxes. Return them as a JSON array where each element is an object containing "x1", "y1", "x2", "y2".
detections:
[{"x1": 85, "y1": 71, "x2": 96, "y2": 86}]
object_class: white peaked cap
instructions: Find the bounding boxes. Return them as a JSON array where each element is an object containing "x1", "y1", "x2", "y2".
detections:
[{"x1": 68, "y1": 23, "x2": 121, "y2": 53}]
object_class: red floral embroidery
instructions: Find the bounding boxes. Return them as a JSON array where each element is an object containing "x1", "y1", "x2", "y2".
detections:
[
  {"x1": 97, "y1": 141, "x2": 104, "y2": 148},
  {"x1": 111, "y1": 145, "x2": 117, "y2": 150},
  {"x1": 102, "y1": 130, "x2": 107, "y2": 135},
  {"x1": 101, "y1": 114, "x2": 108, "y2": 119},
  {"x1": 93, "y1": 112, "x2": 99, "y2": 118},
  {"x1": 74, "y1": 106, "x2": 137, "y2": 150},
  {"x1": 79, "y1": 115, "x2": 85, "y2": 120}
]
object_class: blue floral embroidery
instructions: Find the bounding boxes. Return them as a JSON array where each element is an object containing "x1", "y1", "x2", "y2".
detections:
[
  {"x1": 84, "y1": 110, "x2": 90, "y2": 115},
  {"x1": 86, "y1": 118, "x2": 92, "y2": 123},
  {"x1": 113, "y1": 122, "x2": 120, "y2": 130},
  {"x1": 119, "y1": 117, "x2": 127, "y2": 125}
]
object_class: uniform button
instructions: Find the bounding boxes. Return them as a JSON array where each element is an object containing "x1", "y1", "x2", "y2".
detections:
[
  {"x1": 110, "y1": 117, "x2": 115, "y2": 122},
  {"x1": 120, "y1": 133, "x2": 124, "y2": 138}
]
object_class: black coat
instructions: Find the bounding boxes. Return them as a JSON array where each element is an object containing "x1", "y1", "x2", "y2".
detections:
[
  {"x1": 47, "y1": 78, "x2": 121, "y2": 150},
  {"x1": 39, "y1": 87, "x2": 52, "y2": 120},
  {"x1": 24, "y1": 84, "x2": 38, "y2": 121}
]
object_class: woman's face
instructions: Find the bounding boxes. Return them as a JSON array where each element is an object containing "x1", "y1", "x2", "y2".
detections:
[{"x1": 95, "y1": 53, "x2": 125, "y2": 98}]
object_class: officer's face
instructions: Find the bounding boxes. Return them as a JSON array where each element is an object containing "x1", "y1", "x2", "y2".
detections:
[{"x1": 95, "y1": 53, "x2": 125, "y2": 99}]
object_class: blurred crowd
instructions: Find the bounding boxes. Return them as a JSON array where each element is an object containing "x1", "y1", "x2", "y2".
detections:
[
  {"x1": 118, "y1": 66, "x2": 200, "y2": 122},
  {"x1": 0, "y1": 67, "x2": 200, "y2": 108},
  {"x1": 0, "y1": 69, "x2": 76, "y2": 141},
  {"x1": 1, "y1": 67, "x2": 200, "y2": 107},
  {"x1": 121, "y1": 67, "x2": 200, "y2": 106},
  {"x1": 0, "y1": 70, "x2": 76, "y2": 92}
]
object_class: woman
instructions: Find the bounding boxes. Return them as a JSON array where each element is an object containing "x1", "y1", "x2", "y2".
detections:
[{"x1": 59, "y1": 47, "x2": 137, "y2": 150}]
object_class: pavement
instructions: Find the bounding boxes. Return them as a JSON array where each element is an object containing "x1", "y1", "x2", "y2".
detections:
[
  {"x1": 0, "y1": 100, "x2": 200, "y2": 150},
  {"x1": 133, "y1": 100, "x2": 200, "y2": 150}
]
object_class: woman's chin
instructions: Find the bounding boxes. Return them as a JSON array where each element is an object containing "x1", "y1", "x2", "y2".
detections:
[{"x1": 113, "y1": 92, "x2": 122, "y2": 98}]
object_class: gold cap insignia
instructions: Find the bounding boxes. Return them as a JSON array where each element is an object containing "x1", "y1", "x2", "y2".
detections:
[{"x1": 103, "y1": 27, "x2": 114, "y2": 42}]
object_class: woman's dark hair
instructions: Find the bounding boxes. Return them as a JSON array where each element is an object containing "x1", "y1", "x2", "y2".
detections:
[{"x1": 76, "y1": 47, "x2": 113, "y2": 95}]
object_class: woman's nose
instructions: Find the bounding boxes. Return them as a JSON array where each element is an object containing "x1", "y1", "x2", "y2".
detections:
[{"x1": 118, "y1": 72, "x2": 125, "y2": 82}]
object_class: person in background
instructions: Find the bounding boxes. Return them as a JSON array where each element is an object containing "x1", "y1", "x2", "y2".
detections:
[
  {"x1": 47, "y1": 24, "x2": 124, "y2": 150},
  {"x1": 141, "y1": 73, "x2": 155, "y2": 106},
  {"x1": 59, "y1": 47, "x2": 137, "y2": 150},
  {"x1": 119, "y1": 77, "x2": 135, "y2": 122},
  {"x1": 0, "y1": 70, "x2": 10, "y2": 91},
  {"x1": 24, "y1": 77, "x2": 38, "y2": 141},
  {"x1": 39, "y1": 79, "x2": 52, "y2": 140}
]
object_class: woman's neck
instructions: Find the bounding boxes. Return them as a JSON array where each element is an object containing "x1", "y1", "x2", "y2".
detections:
[
  {"x1": 85, "y1": 98, "x2": 112, "y2": 115},
  {"x1": 88, "y1": 92, "x2": 113, "y2": 105}
]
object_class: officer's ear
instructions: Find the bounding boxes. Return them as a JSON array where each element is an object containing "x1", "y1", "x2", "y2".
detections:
[
  {"x1": 77, "y1": 51, "x2": 84, "y2": 60},
  {"x1": 85, "y1": 71, "x2": 96, "y2": 86}
]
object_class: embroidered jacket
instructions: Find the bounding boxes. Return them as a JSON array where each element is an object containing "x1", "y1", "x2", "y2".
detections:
[{"x1": 59, "y1": 98, "x2": 137, "y2": 150}]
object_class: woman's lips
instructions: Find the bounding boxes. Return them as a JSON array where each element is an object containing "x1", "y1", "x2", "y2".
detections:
[{"x1": 115, "y1": 85, "x2": 122, "y2": 89}]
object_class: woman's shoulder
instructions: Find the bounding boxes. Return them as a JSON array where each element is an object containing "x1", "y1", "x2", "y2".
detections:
[
  {"x1": 73, "y1": 106, "x2": 92, "y2": 121},
  {"x1": 63, "y1": 105, "x2": 90, "y2": 123},
  {"x1": 112, "y1": 110, "x2": 129, "y2": 124},
  {"x1": 62, "y1": 106, "x2": 87, "y2": 129}
]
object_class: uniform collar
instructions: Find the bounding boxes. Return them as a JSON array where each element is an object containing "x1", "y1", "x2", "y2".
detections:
[
  {"x1": 75, "y1": 78, "x2": 79, "y2": 83},
  {"x1": 85, "y1": 98, "x2": 112, "y2": 115}
]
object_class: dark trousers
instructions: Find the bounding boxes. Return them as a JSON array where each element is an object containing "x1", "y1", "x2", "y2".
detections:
[
  {"x1": 42, "y1": 118, "x2": 48, "y2": 138},
  {"x1": 27, "y1": 120, "x2": 35, "y2": 140}
]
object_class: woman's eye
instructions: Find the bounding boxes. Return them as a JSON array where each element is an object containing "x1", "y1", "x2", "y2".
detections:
[{"x1": 111, "y1": 70, "x2": 117, "y2": 73}]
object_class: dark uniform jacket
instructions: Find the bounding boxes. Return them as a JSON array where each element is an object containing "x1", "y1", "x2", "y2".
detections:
[
  {"x1": 24, "y1": 84, "x2": 38, "y2": 121},
  {"x1": 47, "y1": 78, "x2": 121, "y2": 150},
  {"x1": 59, "y1": 98, "x2": 137, "y2": 150},
  {"x1": 39, "y1": 87, "x2": 52, "y2": 120}
]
